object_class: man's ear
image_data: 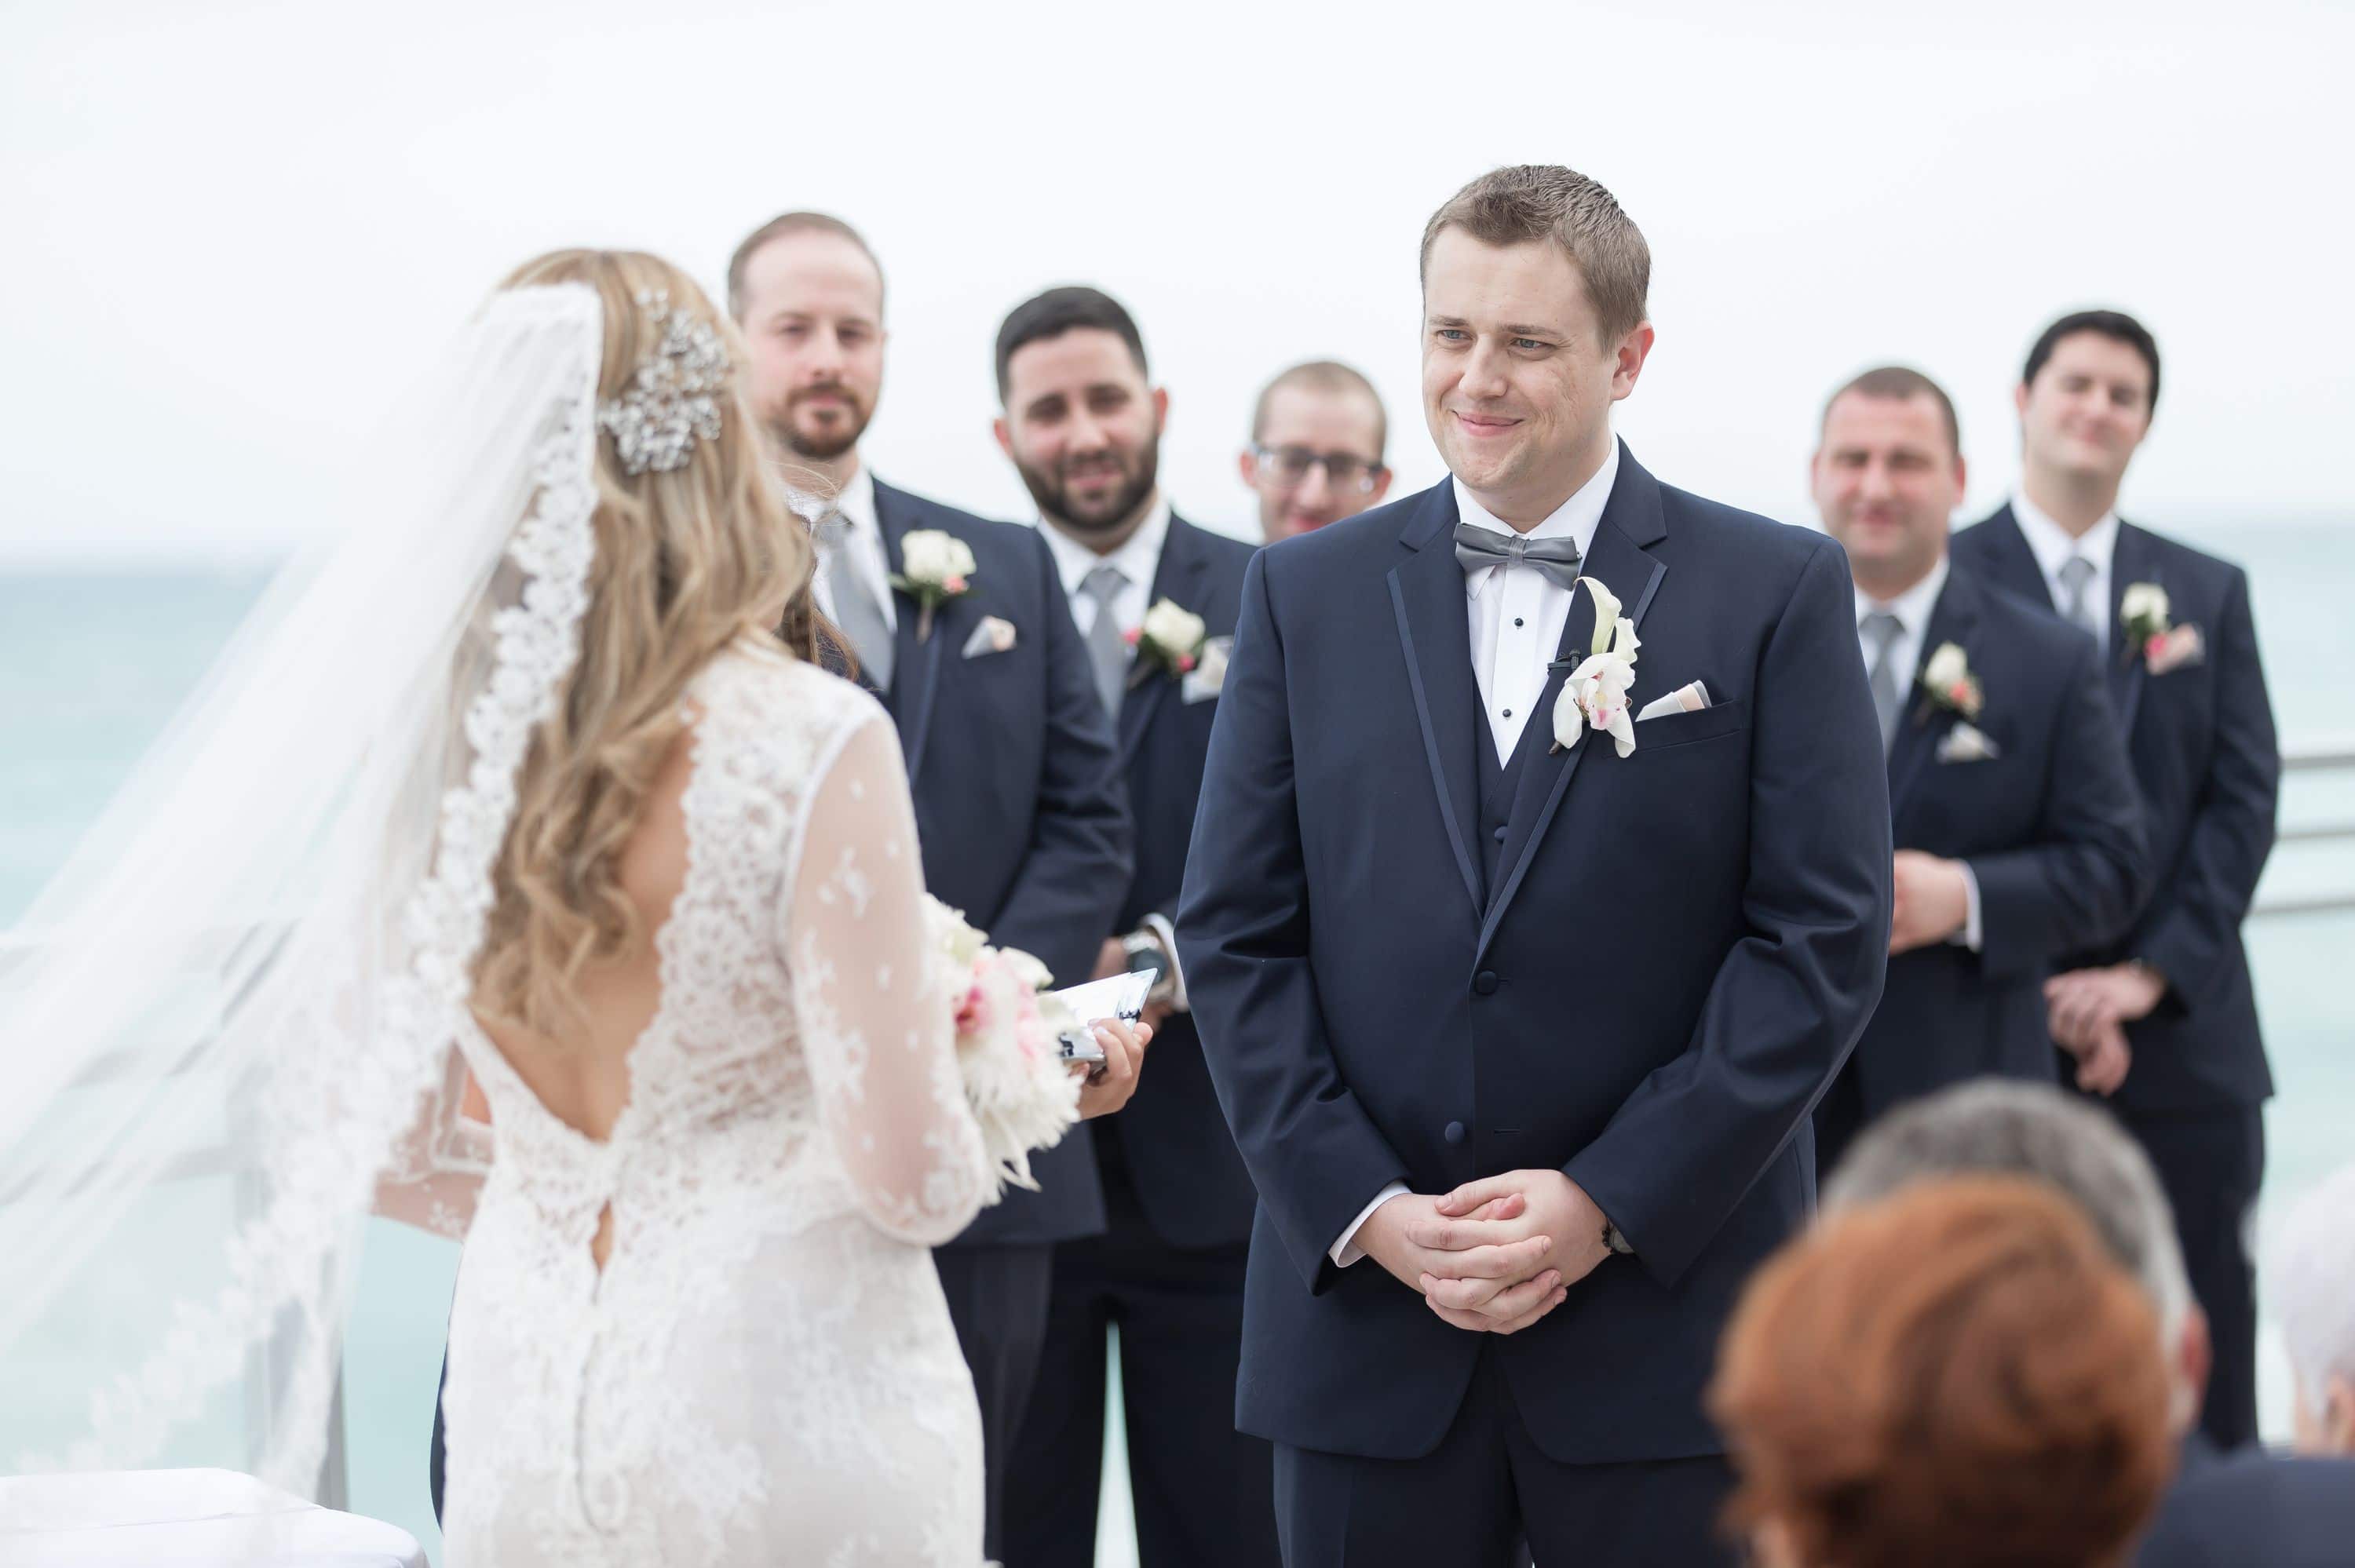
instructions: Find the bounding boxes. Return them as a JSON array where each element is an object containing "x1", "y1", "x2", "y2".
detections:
[
  {"x1": 2325, "y1": 1371, "x2": 2355, "y2": 1454},
  {"x1": 2171, "y1": 1308, "x2": 2214, "y2": 1437},
  {"x1": 1237, "y1": 449, "x2": 1259, "y2": 489},
  {"x1": 1368, "y1": 467, "x2": 1395, "y2": 505},
  {"x1": 991, "y1": 416, "x2": 1014, "y2": 463},
  {"x1": 1609, "y1": 321, "x2": 1656, "y2": 401}
]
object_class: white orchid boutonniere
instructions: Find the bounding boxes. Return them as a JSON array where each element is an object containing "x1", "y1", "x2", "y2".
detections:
[
  {"x1": 1549, "y1": 578, "x2": 1641, "y2": 757},
  {"x1": 891, "y1": 530, "x2": 977, "y2": 643},
  {"x1": 1126, "y1": 598, "x2": 1209, "y2": 688},
  {"x1": 2122, "y1": 581, "x2": 2203, "y2": 675}
]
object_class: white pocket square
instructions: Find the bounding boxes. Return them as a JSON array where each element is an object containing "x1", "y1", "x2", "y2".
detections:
[
  {"x1": 1937, "y1": 721, "x2": 2001, "y2": 763},
  {"x1": 1635, "y1": 681, "x2": 1711, "y2": 722},
  {"x1": 961, "y1": 616, "x2": 1017, "y2": 659},
  {"x1": 1180, "y1": 637, "x2": 1232, "y2": 705}
]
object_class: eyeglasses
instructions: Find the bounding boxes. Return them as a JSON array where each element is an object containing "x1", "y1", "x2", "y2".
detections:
[{"x1": 1251, "y1": 445, "x2": 1386, "y2": 495}]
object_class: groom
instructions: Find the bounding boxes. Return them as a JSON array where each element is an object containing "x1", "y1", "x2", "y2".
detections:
[{"x1": 1177, "y1": 165, "x2": 1893, "y2": 1566}]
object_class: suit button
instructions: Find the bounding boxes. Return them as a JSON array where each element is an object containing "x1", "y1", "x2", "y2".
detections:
[
  {"x1": 1473, "y1": 971, "x2": 1499, "y2": 995},
  {"x1": 1492, "y1": 826, "x2": 1509, "y2": 844},
  {"x1": 1444, "y1": 1121, "x2": 1466, "y2": 1145}
]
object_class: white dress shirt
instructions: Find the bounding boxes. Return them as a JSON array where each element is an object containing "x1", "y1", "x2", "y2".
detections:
[
  {"x1": 1459, "y1": 442, "x2": 1620, "y2": 767},
  {"x1": 2010, "y1": 488, "x2": 2121, "y2": 648},
  {"x1": 1330, "y1": 447, "x2": 1621, "y2": 1270},
  {"x1": 1039, "y1": 494, "x2": 1172, "y2": 641},
  {"x1": 1856, "y1": 554, "x2": 1982, "y2": 953},
  {"x1": 809, "y1": 465, "x2": 897, "y2": 633}
]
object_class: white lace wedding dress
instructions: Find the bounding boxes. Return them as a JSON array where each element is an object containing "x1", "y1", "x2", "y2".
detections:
[{"x1": 411, "y1": 646, "x2": 993, "y2": 1566}]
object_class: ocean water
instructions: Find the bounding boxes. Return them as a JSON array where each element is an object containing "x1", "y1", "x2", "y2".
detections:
[{"x1": 2, "y1": 519, "x2": 2349, "y2": 1560}]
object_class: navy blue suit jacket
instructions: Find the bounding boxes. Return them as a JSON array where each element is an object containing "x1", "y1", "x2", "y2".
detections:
[
  {"x1": 1952, "y1": 509, "x2": 2278, "y2": 1112},
  {"x1": 2134, "y1": 1437, "x2": 2355, "y2": 1566},
  {"x1": 863, "y1": 477, "x2": 1134, "y2": 1245},
  {"x1": 1176, "y1": 448, "x2": 1893, "y2": 1464},
  {"x1": 1087, "y1": 513, "x2": 1261, "y2": 1250},
  {"x1": 1850, "y1": 561, "x2": 2152, "y2": 1116}
]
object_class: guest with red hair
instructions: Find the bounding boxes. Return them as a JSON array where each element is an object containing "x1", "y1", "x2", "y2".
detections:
[{"x1": 1710, "y1": 1176, "x2": 2176, "y2": 1568}]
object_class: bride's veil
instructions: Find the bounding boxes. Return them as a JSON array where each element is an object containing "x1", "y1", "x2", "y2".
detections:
[{"x1": 0, "y1": 282, "x2": 604, "y2": 1490}]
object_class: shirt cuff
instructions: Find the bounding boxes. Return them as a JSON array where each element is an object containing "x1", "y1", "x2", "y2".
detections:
[
  {"x1": 1331, "y1": 1182, "x2": 1410, "y2": 1267},
  {"x1": 1138, "y1": 912, "x2": 1187, "y2": 1014},
  {"x1": 1949, "y1": 859, "x2": 1983, "y2": 953}
]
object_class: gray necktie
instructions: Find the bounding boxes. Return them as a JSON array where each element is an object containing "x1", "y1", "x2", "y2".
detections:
[
  {"x1": 1862, "y1": 611, "x2": 1905, "y2": 753},
  {"x1": 2057, "y1": 555, "x2": 2099, "y2": 639},
  {"x1": 1454, "y1": 524, "x2": 1583, "y2": 592},
  {"x1": 814, "y1": 512, "x2": 893, "y2": 690},
  {"x1": 1080, "y1": 564, "x2": 1129, "y2": 717}
]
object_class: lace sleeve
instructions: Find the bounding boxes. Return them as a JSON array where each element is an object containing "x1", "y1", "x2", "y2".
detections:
[
  {"x1": 373, "y1": 1041, "x2": 493, "y2": 1241},
  {"x1": 788, "y1": 711, "x2": 990, "y2": 1246}
]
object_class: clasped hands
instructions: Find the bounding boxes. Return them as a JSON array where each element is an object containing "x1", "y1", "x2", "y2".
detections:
[
  {"x1": 1356, "y1": 1169, "x2": 1612, "y2": 1336},
  {"x1": 2044, "y1": 962, "x2": 2165, "y2": 1097}
]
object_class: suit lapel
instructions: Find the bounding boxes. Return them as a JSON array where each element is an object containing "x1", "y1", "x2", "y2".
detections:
[
  {"x1": 1386, "y1": 483, "x2": 1484, "y2": 917},
  {"x1": 2109, "y1": 523, "x2": 2155, "y2": 734},
  {"x1": 1477, "y1": 447, "x2": 1668, "y2": 961},
  {"x1": 871, "y1": 479, "x2": 947, "y2": 780},
  {"x1": 1969, "y1": 505, "x2": 2050, "y2": 608},
  {"x1": 1116, "y1": 516, "x2": 1207, "y2": 768},
  {"x1": 1886, "y1": 567, "x2": 1978, "y2": 826}
]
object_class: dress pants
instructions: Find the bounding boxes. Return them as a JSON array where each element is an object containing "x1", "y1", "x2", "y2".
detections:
[
  {"x1": 1271, "y1": 1342, "x2": 1737, "y2": 1568},
  {"x1": 2123, "y1": 1103, "x2": 2265, "y2": 1449},
  {"x1": 936, "y1": 1240, "x2": 1059, "y2": 1562},
  {"x1": 1003, "y1": 1135, "x2": 1277, "y2": 1568}
]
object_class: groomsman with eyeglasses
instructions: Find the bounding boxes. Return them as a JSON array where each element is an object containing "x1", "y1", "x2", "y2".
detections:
[
  {"x1": 989, "y1": 286, "x2": 1279, "y2": 1568},
  {"x1": 1952, "y1": 308, "x2": 2282, "y2": 1449},
  {"x1": 1239, "y1": 360, "x2": 1393, "y2": 543}
]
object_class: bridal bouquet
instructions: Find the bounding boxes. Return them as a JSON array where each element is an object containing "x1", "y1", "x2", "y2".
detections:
[{"x1": 923, "y1": 895, "x2": 1083, "y2": 1198}]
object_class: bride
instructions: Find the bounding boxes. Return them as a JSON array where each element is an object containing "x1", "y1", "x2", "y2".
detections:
[{"x1": 0, "y1": 250, "x2": 1145, "y2": 1566}]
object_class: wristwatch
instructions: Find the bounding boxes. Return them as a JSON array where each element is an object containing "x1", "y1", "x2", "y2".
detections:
[
  {"x1": 1601, "y1": 1220, "x2": 1634, "y2": 1257},
  {"x1": 1120, "y1": 928, "x2": 1178, "y2": 1008}
]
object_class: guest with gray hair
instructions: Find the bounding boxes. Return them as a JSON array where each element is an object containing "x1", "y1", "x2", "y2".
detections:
[
  {"x1": 1824, "y1": 1081, "x2": 2355, "y2": 1567},
  {"x1": 2273, "y1": 1161, "x2": 2355, "y2": 1456}
]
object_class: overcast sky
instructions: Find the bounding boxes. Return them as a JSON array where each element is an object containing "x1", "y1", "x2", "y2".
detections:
[{"x1": 4, "y1": 0, "x2": 2350, "y2": 563}]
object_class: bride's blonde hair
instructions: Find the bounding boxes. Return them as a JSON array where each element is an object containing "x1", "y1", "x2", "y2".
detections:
[{"x1": 472, "y1": 248, "x2": 820, "y2": 1036}]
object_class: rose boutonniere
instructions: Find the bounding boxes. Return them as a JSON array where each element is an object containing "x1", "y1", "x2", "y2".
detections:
[
  {"x1": 1549, "y1": 577, "x2": 1641, "y2": 757},
  {"x1": 891, "y1": 530, "x2": 977, "y2": 642},
  {"x1": 2121, "y1": 582, "x2": 2204, "y2": 675},
  {"x1": 1915, "y1": 640, "x2": 1984, "y2": 724},
  {"x1": 1126, "y1": 598, "x2": 1208, "y2": 687}
]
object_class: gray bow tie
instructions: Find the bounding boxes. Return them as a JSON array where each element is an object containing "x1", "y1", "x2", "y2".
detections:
[{"x1": 1453, "y1": 523, "x2": 1583, "y2": 591}]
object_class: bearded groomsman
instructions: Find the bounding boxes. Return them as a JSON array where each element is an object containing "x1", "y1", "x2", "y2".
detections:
[
  {"x1": 1951, "y1": 309, "x2": 2281, "y2": 1448},
  {"x1": 1807, "y1": 366, "x2": 2149, "y2": 1173},
  {"x1": 1240, "y1": 361, "x2": 1394, "y2": 543},
  {"x1": 990, "y1": 286, "x2": 1278, "y2": 1568},
  {"x1": 729, "y1": 213, "x2": 1134, "y2": 1555}
]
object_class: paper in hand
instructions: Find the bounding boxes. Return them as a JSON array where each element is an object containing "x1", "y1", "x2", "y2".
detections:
[
  {"x1": 1635, "y1": 681, "x2": 1711, "y2": 723},
  {"x1": 1050, "y1": 971, "x2": 1154, "y2": 1064}
]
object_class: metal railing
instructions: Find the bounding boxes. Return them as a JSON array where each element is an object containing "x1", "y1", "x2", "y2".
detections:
[{"x1": 2254, "y1": 739, "x2": 2355, "y2": 919}]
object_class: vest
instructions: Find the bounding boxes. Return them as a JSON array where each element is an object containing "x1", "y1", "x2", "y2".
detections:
[{"x1": 1476, "y1": 708, "x2": 1543, "y2": 901}]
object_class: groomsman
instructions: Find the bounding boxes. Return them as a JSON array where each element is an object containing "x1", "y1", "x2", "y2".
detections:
[
  {"x1": 1807, "y1": 366, "x2": 2150, "y2": 1173},
  {"x1": 1239, "y1": 361, "x2": 1393, "y2": 542},
  {"x1": 991, "y1": 286, "x2": 1277, "y2": 1568},
  {"x1": 728, "y1": 213, "x2": 1134, "y2": 1552},
  {"x1": 1180, "y1": 164, "x2": 1893, "y2": 1566},
  {"x1": 1952, "y1": 309, "x2": 2281, "y2": 1448}
]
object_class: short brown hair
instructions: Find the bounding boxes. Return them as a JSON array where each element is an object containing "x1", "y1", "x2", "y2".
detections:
[
  {"x1": 1823, "y1": 365, "x2": 1962, "y2": 456},
  {"x1": 725, "y1": 211, "x2": 883, "y2": 321},
  {"x1": 1418, "y1": 165, "x2": 1650, "y2": 341},
  {"x1": 1250, "y1": 360, "x2": 1387, "y2": 461},
  {"x1": 1710, "y1": 1176, "x2": 2174, "y2": 1568}
]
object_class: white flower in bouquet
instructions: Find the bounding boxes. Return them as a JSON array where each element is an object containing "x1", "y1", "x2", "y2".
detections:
[{"x1": 923, "y1": 895, "x2": 1081, "y2": 1198}]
